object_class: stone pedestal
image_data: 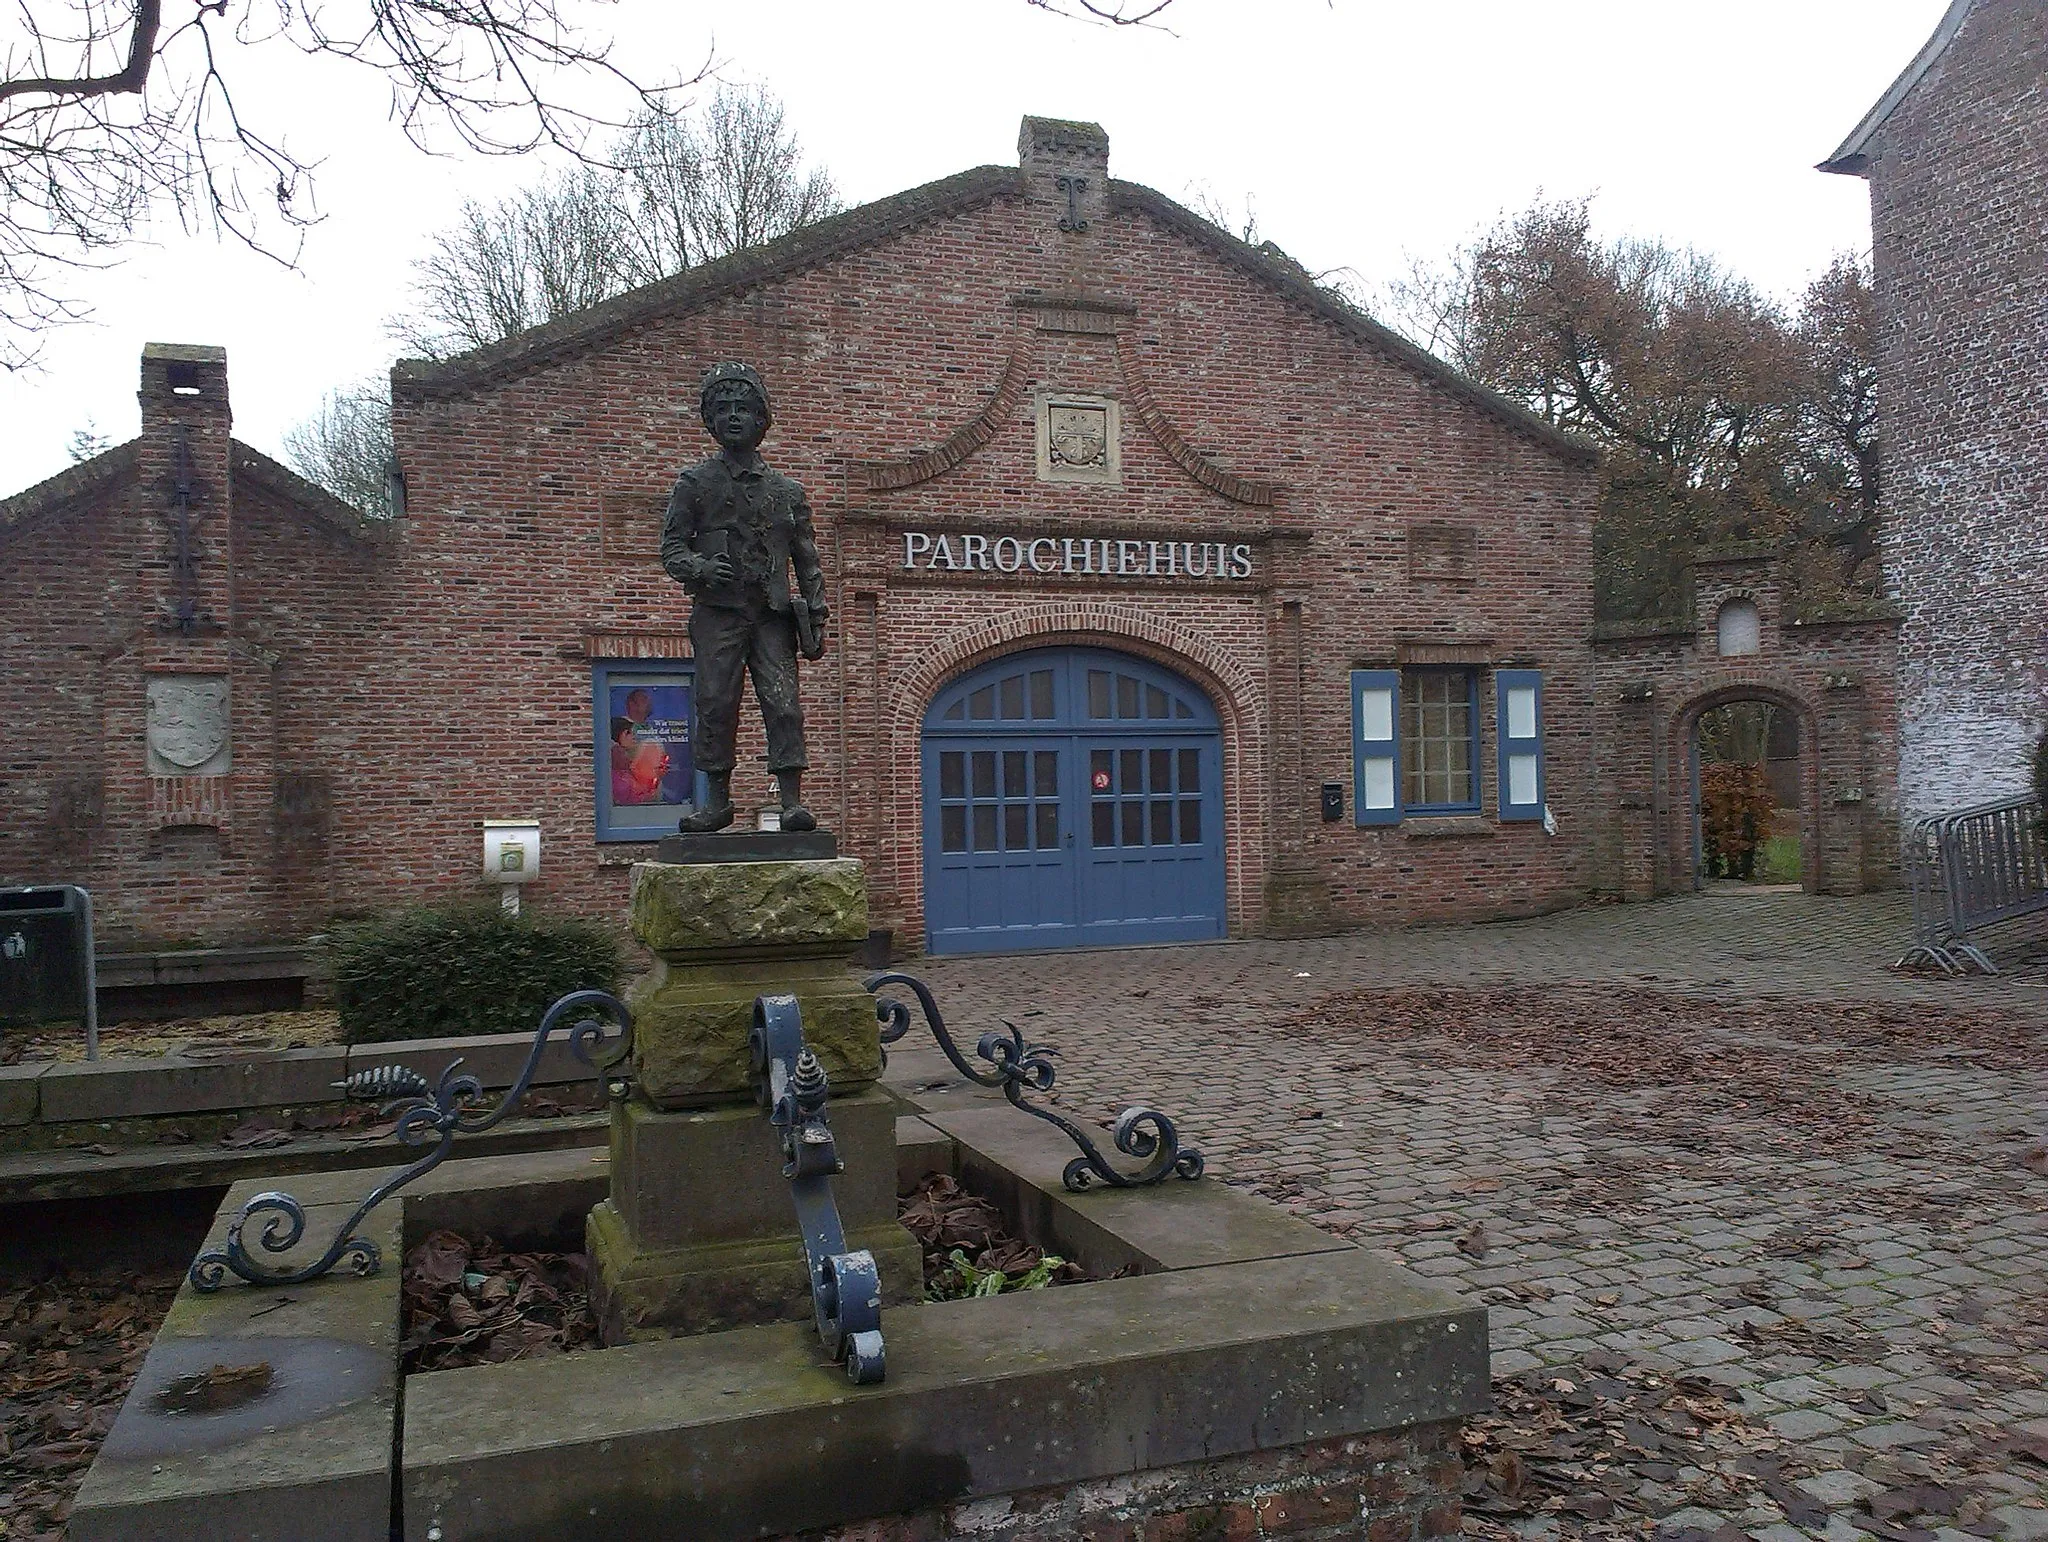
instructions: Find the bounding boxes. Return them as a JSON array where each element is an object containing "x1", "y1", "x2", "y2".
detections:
[{"x1": 591, "y1": 855, "x2": 922, "y2": 1344}]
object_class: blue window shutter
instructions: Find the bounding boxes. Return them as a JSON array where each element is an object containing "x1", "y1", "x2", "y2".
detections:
[
  {"x1": 1496, "y1": 669, "x2": 1544, "y2": 822},
  {"x1": 1351, "y1": 670, "x2": 1402, "y2": 826}
]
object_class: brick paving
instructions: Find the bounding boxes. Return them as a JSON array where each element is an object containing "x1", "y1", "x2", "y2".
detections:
[{"x1": 891, "y1": 891, "x2": 2048, "y2": 1540}]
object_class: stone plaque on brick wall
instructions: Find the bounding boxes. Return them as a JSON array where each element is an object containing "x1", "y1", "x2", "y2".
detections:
[
  {"x1": 1407, "y1": 523, "x2": 1476, "y2": 584},
  {"x1": 145, "y1": 675, "x2": 230, "y2": 776},
  {"x1": 1036, "y1": 395, "x2": 1121, "y2": 485}
]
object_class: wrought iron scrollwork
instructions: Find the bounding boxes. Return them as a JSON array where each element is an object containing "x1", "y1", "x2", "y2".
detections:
[
  {"x1": 865, "y1": 972, "x2": 1203, "y2": 1193},
  {"x1": 750, "y1": 993, "x2": 885, "y2": 1384},
  {"x1": 190, "y1": 990, "x2": 633, "y2": 1291}
]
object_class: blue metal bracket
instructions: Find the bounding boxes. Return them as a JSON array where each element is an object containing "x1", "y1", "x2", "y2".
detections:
[{"x1": 750, "y1": 993, "x2": 885, "y2": 1384}]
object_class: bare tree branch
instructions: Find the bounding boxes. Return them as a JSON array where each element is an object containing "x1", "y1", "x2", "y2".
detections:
[
  {"x1": 281, "y1": 373, "x2": 393, "y2": 513},
  {"x1": 0, "y1": 0, "x2": 707, "y2": 370},
  {"x1": 391, "y1": 83, "x2": 841, "y2": 359}
]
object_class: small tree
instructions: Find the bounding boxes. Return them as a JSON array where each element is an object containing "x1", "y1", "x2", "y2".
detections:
[
  {"x1": 281, "y1": 379, "x2": 394, "y2": 515},
  {"x1": 66, "y1": 419, "x2": 113, "y2": 462}
]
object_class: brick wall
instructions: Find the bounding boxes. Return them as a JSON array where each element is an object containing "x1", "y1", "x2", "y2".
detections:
[
  {"x1": 377, "y1": 132, "x2": 1602, "y2": 947},
  {"x1": 792, "y1": 1422, "x2": 1463, "y2": 1542},
  {"x1": 11, "y1": 118, "x2": 1834, "y2": 948},
  {"x1": 0, "y1": 351, "x2": 392, "y2": 948},
  {"x1": 1858, "y1": 0, "x2": 2048, "y2": 819},
  {"x1": 1590, "y1": 554, "x2": 1900, "y2": 898}
]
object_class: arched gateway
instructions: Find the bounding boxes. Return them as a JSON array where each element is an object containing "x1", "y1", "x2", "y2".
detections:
[{"x1": 920, "y1": 647, "x2": 1226, "y2": 954}]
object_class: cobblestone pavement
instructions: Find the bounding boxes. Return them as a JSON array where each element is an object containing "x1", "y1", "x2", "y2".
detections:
[{"x1": 894, "y1": 891, "x2": 2048, "y2": 1541}]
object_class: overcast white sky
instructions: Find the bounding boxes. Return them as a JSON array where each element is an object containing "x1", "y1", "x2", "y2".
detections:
[{"x1": 0, "y1": 0, "x2": 1943, "y2": 493}]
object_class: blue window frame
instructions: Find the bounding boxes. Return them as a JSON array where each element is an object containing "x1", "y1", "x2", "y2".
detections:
[
  {"x1": 1495, "y1": 669, "x2": 1545, "y2": 822},
  {"x1": 1350, "y1": 670, "x2": 1401, "y2": 827},
  {"x1": 592, "y1": 660, "x2": 706, "y2": 842},
  {"x1": 1400, "y1": 669, "x2": 1481, "y2": 815}
]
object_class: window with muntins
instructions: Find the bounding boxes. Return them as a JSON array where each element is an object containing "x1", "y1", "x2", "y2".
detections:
[{"x1": 1401, "y1": 670, "x2": 1479, "y2": 813}]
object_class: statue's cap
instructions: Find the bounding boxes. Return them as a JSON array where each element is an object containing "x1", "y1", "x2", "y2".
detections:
[{"x1": 700, "y1": 361, "x2": 769, "y2": 420}]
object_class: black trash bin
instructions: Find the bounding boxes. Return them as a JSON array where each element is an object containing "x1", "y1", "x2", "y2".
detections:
[{"x1": 0, "y1": 885, "x2": 98, "y2": 1059}]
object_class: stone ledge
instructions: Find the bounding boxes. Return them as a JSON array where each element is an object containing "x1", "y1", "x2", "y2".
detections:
[
  {"x1": 402, "y1": 1245, "x2": 1486, "y2": 1541},
  {"x1": 1403, "y1": 816, "x2": 1497, "y2": 840},
  {"x1": 70, "y1": 1167, "x2": 403, "y2": 1542},
  {"x1": 0, "y1": 1062, "x2": 45, "y2": 1125},
  {"x1": 0, "y1": 1110, "x2": 609, "y2": 1206},
  {"x1": 39, "y1": 1047, "x2": 349, "y2": 1122}
]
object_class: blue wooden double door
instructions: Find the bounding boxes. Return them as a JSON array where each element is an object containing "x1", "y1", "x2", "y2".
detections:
[{"x1": 921, "y1": 647, "x2": 1226, "y2": 954}]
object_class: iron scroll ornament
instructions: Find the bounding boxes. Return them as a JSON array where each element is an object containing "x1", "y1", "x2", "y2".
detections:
[
  {"x1": 865, "y1": 972, "x2": 1203, "y2": 1192},
  {"x1": 749, "y1": 993, "x2": 886, "y2": 1385},
  {"x1": 189, "y1": 990, "x2": 633, "y2": 1292}
]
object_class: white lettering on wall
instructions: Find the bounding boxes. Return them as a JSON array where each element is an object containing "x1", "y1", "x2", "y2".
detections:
[{"x1": 899, "y1": 531, "x2": 1259, "y2": 581}]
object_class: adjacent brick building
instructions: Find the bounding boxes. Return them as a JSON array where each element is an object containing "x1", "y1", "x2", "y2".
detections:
[
  {"x1": 1821, "y1": 0, "x2": 2048, "y2": 820},
  {"x1": 0, "y1": 116, "x2": 1901, "y2": 955}
]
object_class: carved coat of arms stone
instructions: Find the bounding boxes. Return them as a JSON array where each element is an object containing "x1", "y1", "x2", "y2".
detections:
[
  {"x1": 1047, "y1": 405, "x2": 1109, "y2": 469},
  {"x1": 146, "y1": 676, "x2": 230, "y2": 772}
]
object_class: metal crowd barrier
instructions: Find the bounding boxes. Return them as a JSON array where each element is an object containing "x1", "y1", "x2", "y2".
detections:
[{"x1": 1897, "y1": 793, "x2": 2048, "y2": 975}]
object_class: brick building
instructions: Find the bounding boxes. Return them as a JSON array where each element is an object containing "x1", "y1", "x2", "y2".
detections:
[
  {"x1": 1821, "y1": 0, "x2": 2048, "y2": 820},
  {"x1": 7, "y1": 114, "x2": 1898, "y2": 957}
]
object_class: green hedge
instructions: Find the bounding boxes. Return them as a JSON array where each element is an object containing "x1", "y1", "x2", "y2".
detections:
[{"x1": 331, "y1": 903, "x2": 622, "y2": 1046}]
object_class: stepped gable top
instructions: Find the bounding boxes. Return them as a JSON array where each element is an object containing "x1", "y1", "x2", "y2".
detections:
[
  {"x1": 0, "y1": 437, "x2": 388, "y2": 545},
  {"x1": 1819, "y1": 0, "x2": 1978, "y2": 175},
  {"x1": 390, "y1": 116, "x2": 1595, "y2": 467}
]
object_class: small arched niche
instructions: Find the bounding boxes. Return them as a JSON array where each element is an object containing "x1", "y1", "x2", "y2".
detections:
[{"x1": 1716, "y1": 598, "x2": 1761, "y2": 657}]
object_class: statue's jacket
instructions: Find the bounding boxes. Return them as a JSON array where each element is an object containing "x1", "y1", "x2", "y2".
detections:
[{"x1": 659, "y1": 450, "x2": 827, "y2": 617}]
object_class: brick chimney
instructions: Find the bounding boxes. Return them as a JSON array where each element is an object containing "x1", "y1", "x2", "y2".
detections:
[
  {"x1": 1018, "y1": 116, "x2": 1110, "y2": 239},
  {"x1": 136, "y1": 343, "x2": 233, "y2": 636}
]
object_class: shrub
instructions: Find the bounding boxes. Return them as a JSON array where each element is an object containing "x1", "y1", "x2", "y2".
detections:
[
  {"x1": 331, "y1": 902, "x2": 622, "y2": 1045},
  {"x1": 1699, "y1": 761, "x2": 1777, "y2": 880}
]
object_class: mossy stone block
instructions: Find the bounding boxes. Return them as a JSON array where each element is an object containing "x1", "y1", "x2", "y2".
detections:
[
  {"x1": 631, "y1": 859, "x2": 868, "y2": 957},
  {"x1": 587, "y1": 1200, "x2": 922, "y2": 1343},
  {"x1": 627, "y1": 962, "x2": 881, "y2": 1109}
]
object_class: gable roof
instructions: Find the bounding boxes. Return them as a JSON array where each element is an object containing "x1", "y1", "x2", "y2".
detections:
[
  {"x1": 1820, "y1": 0, "x2": 1978, "y2": 175},
  {"x1": 0, "y1": 437, "x2": 389, "y2": 545},
  {"x1": 231, "y1": 442, "x2": 396, "y2": 543},
  {"x1": 1111, "y1": 182, "x2": 1596, "y2": 464},
  {"x1": 0, "y1": 441, "x2": 138, "y2": 536},
  {"x1": 393, "y1": 162, "x2": 1597, "y2": 468},
  {"x1": 392, "y1": 165, "x2": 1018, "y2": 401}
]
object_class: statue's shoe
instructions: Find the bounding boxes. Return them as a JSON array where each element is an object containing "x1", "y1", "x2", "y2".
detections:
[
  {"x1": 780, "y1": 803, "x2": 817, "y2": 833},
  {"x1": 678, "y1": 800, "x2": 735, "y2": 834}
]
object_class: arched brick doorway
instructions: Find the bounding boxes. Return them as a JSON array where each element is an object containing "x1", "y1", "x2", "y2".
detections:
[{"x1": 1667, "y1": 684, "x2": 1821, "y2": 892}]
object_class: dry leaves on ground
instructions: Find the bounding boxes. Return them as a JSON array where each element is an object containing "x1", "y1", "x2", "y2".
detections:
[
  {"x1": 897, "y1": 1174, "x2": 1090, "y2": 1295},
  {"x1": 1276, "y1": 985, "x2": 2041, "y2": 1165},
  {"x1": 0, "y1": 1266, "x2": 181, "y2": 1541},
  {"x1": 1, "y1": 1009, "x2": 343, "y2": 1065},
  {"x1": 1460, "y1": 1352, "x2": 1793, "y2": 1540},
  {"x1": 399, "y1": 1232, "x2": 598, "y2": 1374}
]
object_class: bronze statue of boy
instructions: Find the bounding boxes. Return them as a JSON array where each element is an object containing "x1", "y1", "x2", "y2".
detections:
[{"x1": 660, "y1": 362, "x2": 829, "y2": 834}]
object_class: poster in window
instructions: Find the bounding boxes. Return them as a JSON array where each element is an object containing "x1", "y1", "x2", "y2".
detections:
[{"x1": 606, "y1": 680, "x2": 694, "y2": 812}]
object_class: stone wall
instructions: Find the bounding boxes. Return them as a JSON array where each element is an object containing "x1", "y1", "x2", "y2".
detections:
[
  {"x1": 1857, "y1": 0, "x2": 2048, "y2": 819},
  {"x1": 797, "y1": 1425, "x2": 1463, "y2": 1542}
]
